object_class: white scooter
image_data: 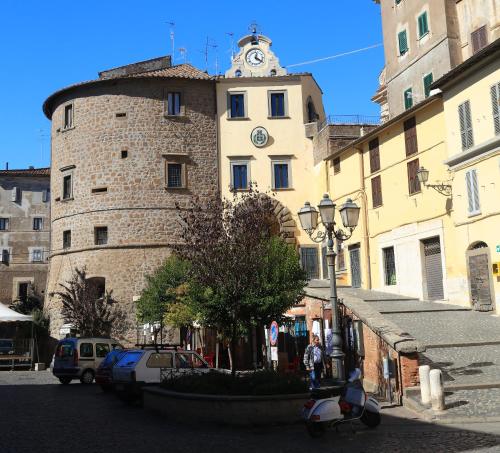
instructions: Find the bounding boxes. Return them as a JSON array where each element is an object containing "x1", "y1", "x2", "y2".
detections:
[{"x1": 303, "y1": 369, "x2": 381, "y2": 437}]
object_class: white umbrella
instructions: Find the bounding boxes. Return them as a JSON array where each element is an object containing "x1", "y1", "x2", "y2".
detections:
[{"x1": 0, "y1": 303, "x2": 33, "y2": 322}]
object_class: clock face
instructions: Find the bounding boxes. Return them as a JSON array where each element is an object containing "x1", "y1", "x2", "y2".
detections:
[{"x1": 246, "y1": 49, "x2": 265, "y2": 67}]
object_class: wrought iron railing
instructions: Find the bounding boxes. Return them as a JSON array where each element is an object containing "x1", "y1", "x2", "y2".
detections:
[{"x1": 317, "y1": 114, "x2": 381, "y2": 132}]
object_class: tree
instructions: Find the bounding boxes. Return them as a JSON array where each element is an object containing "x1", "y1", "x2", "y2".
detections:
[
  {"x1": 136, "y1": 256, "x2": 194, "y2": 345},
  {"x1": 53, "y1": 267, "x2": 127, "y2": 338},
  {"x1": 175, "y1": 190, "x2": 307, "y2": 374}
]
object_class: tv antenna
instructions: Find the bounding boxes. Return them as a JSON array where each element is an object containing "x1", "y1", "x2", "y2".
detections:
[
  {"x1": 178, "y1": 47, "x2": 187, "y2": 63},
  {"x1": 200, "y1": 37, "x2": 217, "y2": 73},
  {"x1": 36, "y1": 129, "x2": 48, "y2": 164},
  {"x1": 226, "y1": 32, "x2": 235, "y2": 61},
  {"x1": 167, "y1": 21, "x2": 175, "y2": 64}
]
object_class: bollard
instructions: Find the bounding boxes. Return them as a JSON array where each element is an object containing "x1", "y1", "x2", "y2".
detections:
[
  {"x1": 419, "y1": 365, "x2": 431, "y2": 405},
  {"x1": 430, "y1": 369, "x2": 445, "y2": 411}
]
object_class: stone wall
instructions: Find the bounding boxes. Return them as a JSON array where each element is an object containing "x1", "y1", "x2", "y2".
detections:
[{"x1": 45, "y1": 77, "x2": 218, "y2": 344}]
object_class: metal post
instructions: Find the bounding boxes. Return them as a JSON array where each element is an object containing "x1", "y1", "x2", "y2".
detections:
[{"x1": 326, "y1": 232, "x2": 345, "y2": 383}]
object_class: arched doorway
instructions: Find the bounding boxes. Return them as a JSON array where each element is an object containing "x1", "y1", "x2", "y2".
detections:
[{"x1": 466, "y1": 242, "x2": 495, "y2": 311}]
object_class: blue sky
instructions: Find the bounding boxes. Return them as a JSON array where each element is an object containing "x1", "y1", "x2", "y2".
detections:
[{"x1": 0, "y1": 0, "x2": 383, "y2": 169}]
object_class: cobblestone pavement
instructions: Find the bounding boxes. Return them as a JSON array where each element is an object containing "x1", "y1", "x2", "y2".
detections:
[
  {"x1": 1, "y1": 372, "x2": 500, "y2": 453},
  {"x1": 420, "y1": 345, "x2": 500, "y2": 385}
]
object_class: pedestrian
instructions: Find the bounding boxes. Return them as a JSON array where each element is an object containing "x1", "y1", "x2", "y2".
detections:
[{"x1": 303, "y1": 334, "x2": 326, "y2": 390}]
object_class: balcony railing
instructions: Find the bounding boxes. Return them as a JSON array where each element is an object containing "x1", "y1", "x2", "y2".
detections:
[{"x1": 318, "y1": 114, "x2": 381, "y2": 132}]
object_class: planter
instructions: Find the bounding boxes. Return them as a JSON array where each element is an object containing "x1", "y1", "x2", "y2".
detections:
[{"x1": 143, "y1": 386, "x2": 310, "y2": 426}]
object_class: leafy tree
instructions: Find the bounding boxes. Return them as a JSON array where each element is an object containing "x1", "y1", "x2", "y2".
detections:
[
  {"x1": 53, "y1": 267, "x2": 127, "y2": 338},
  {"x1": 10, "y1": 285, "x2": 50, "y2": 336},
  {"x1": 175, "y1": 190, "x2": 307, "y2": 375}
]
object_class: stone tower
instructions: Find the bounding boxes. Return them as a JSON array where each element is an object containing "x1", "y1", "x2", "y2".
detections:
[{"x1": 43, "y1": 56, "x2": 218, "y2": 343}]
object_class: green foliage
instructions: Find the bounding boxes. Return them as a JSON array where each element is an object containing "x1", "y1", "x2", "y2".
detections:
[
  {"x1": 136, "y1": 255, "x2": 192, "y2": 326},
  {"x1": 161, "y1": 370, "x2": 308, "y2": 396},
  {"x1": 10, "y1": 286, "x2": 50, "y2": 336}
]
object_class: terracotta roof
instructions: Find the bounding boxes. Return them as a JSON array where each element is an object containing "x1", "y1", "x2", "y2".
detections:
[{"x1": 0, "y1": 167, "x2": 50, "y2": 177}]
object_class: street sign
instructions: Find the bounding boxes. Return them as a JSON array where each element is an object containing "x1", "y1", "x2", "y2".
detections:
[
  {"x1": 271, "y1": 346, "x2": 278, "y2": 361},
  {"x1": 270, "y1": 321, "x2": 279, "y2": 346},
  {"x1": 496, "y1": 245, "x2": 500, "y2": 253}
]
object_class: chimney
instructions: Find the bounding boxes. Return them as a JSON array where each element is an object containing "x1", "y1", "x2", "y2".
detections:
[{"x1": 5, "y1": 162, "x2": 8, "y2": 170}]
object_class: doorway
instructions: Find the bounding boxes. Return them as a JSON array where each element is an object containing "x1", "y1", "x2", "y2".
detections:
[
  {"x1": 422, "y1": 237, "x2": 444, "y2": 300},
  {"x1": 466, "y1": 242, "x2": 495, "y2": 312},
  {"x1": 349, "y1": 244, "x2": 362, "y2": 288}
]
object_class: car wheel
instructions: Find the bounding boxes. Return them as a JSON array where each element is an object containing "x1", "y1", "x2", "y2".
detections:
[
  {"x1": 59, "y1": 377, "x2": 72, "y2": 385},
  {"x1": 361, "y1": 409, "x2": 381, "y2": 428},
  {"x1": 80, "y1": 370, "x2": 94, "y2": 385},
  {"x1": 306, "y1": 421, "x2": 326, "y2": 438}
]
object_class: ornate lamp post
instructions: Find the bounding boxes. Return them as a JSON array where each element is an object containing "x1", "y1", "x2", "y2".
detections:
[
  {"x1": 298, "y1": 194, "x2": 360, "y2": 383},
  {"x1": 417, "y1": 166, "x2": 452, "y2": 196}
]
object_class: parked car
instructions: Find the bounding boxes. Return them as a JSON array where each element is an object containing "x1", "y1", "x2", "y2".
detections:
[
  {"x1": 95, "y1": 348, "x2": 129, "y2": 392},
  {"x1": 52, "y1": 337, "x2": 123, "y2": 385},
  {"x1": 0, "y1": 339, "x2": 14, "y2": 355},
  {"x1": 112, "y1": 348, "x2": 210, "y2": 400}
]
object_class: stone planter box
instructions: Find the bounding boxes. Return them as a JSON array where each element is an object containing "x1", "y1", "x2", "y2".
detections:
[{"x1": 143, "y1": 386, "x2": 310, "y2": 426}]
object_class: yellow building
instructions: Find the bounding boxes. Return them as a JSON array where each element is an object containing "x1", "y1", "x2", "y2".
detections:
[
  {"x1": 216, "y1": 31, "x2": 329, "y2": 278},
  {"x1": 437, "y1": 39, "x2": 500, "y2": 312}
]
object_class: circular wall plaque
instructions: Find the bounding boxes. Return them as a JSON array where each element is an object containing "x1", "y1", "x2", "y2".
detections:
[{"x1": 251, "y1": 126, "x2": 269, "y2": 148}]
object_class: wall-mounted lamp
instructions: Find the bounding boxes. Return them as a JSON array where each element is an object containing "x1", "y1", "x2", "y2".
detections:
[{"x1": 417, "y1": 166, "x2": 452, "y2": 197}]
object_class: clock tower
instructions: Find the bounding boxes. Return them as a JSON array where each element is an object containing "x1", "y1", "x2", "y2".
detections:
[{"x1": 225, "y1": 28, "x2": 287, "y2": 78}]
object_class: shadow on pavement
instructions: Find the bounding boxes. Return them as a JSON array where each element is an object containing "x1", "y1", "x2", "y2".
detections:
[{"x1": 0, "y1": 383, "x2": 499, "y2": 453}]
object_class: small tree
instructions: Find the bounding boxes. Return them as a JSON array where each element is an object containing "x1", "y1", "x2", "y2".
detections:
[
  {"x1": 175, "y1": 190, "x2": 307, "y2": 375},
  {"x1": 54, "y1": 267, "x2": 127, "y2": 338},
  {"x1": 136, "y1": 256, "x2": 194, "y2": 345}
]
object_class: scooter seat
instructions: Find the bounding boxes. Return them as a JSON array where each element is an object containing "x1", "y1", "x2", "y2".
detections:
[{"x1": 310, "y1": 386, "x2": 343, "y2": 399}]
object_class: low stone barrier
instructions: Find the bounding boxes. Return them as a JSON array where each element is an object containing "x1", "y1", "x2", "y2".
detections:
[{"x1": 143, "y1": 386, "x2": 309, "y2": 426}]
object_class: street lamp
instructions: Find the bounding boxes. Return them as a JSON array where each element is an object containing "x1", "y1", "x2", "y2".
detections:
[
  {"x1": 298, "y1": 194, "x2": 360, "y2": 383},
  {"x1": 417, "y1": 166, "x2": 452, "y2": 196}
]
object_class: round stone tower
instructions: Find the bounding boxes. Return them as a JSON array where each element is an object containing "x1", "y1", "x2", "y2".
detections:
[{"x1": 43, "y1": 57, "x2": 218, "y2": 343}]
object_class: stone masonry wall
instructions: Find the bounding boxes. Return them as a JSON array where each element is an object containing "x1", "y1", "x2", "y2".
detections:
[{"x1": 45, "y1": 77, "x2": 218, "y2": 344}]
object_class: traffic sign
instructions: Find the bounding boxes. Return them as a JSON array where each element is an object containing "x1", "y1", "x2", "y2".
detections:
[{"x1": 270, "y1": 321, "x2": 279, "y2": 346}]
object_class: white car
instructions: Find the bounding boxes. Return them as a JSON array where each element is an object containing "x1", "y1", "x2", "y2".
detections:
[{"x1": 112, "y1": 348, "x2": 210, "y2": 399}]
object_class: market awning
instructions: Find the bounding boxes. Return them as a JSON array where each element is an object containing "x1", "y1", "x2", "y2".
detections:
[{"x1": 0, "y1": 303, "x2": 33, "y2": 322}]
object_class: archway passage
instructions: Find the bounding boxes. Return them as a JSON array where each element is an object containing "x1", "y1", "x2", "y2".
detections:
[
  {"x1": 267, "y1": 198, "x2": 297, "y2": 246},
  {"x1": 466, "y1": 242, "x2": 495, "y2": 312}
]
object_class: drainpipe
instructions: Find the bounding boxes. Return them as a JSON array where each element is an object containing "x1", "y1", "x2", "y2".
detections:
[{"x1": 356, "y1": 146, "x2": 372, "y2": 290}]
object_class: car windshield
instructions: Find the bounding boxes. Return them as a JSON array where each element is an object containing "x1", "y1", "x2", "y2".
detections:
[
  {"x1": 115, "y1": 351, "x2": 143, "y2": 368},
  {"x1": 55, "y1": 342, "x2": 74, "y2": 358},
  {"x1": 100, "y1": 350, "x2": 126, "y2": 368},
  {"x1": 0, "y1": 340, "x2": 13, "y2": 348}
]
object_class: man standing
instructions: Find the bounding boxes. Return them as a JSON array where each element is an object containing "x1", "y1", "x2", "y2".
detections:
[{"x1": 303, "y1": 334, "x2": 326, "y2": 390}]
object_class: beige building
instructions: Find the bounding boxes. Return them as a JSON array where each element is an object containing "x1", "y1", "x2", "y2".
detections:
[
  {"x1": 0, "y1": 167, "x2": 50, "y2": 305},
  {"x1": 373, "y1": 0, "x2": 500, "y2": 120},
  {"x1": 217, "y1": 32, "x2": 330, "y2": 279}
]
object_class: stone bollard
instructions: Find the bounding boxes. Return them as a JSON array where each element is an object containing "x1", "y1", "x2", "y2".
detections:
[
  {"x1": 419, "y1": 365, "x2": 431, "y2": 405},
  {"x1": 430, "y1": 369, "x2": 445, "y2": 411}
]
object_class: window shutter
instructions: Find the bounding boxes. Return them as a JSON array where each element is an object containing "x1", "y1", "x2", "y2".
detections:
[
  {"x1": 398, "y1": 30, "x2": 408, "y2": 55},
  {"x1": 11, "y1": 187, "x2": 19, "y2": 202},
  {"x1": 466, "y1": 169, "x2": 481, "y2": 215},
  {"x1": 371, "y1": 176, "x2": 382, "y2": 208},
  {"x1": 423, "y1": 73, "x2": 433, "y2": 98},
  {"x1": 404, "y1": 117, "x2": 418, "y2": 156},
  {"x1": 471, "y1": 26, "x2": 487, "y2": 54},
  {"x1": 464, "y1": 101, "x2": 473, "y2": 148},
  {"x1": 491, "y1": 83, "x2": 500, "y2": 135},
  {"x1": 369, "y1": 138, "x2": 380, "y2": 173},
  {"x1": 407, "y1": 159, "x2": 421, "y2": 194},
  {"x1": 459, "y1": 101, "x2": 473, "y2": 149},
  {"x1": 42, "y1": 189, "x2": 50, "y2": 203}
]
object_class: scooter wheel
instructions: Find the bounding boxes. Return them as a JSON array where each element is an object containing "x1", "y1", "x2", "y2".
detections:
[
  {"x1": 361, "y1": 410, "x2": 381, "y2": 428},
  {"x1": 306, "y1": 421, "x2": 326, "y2": 438}
]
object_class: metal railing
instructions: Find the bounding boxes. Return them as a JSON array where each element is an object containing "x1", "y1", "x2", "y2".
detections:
[{"x1": 318, "y1": 114, "x2": 381, "y2": 132}]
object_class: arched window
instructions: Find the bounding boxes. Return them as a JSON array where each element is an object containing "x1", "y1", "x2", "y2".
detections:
[
  {"x1": 86, "y1": 277, "x2": 106, "y2": 299},
  {"x1": 235, "y1": 69, "x2": 242, "y2": 77}
]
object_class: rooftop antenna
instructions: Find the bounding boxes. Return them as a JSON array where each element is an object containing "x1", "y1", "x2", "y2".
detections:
[
  {"x1": 179, "y1": 47, "x2": 187, "y2": 63},
  {"x1": 226, "y1": 32, "x2": 235, "y2": 61},
  {"x1": 167, "y1": 21, "x2": 175, "y2": 64},
  {"x1": 200, "y1": 37, "x2": 217, "y2": 73},
  {"x1": 37, "y1": 129, "x2": 47, "y2": 165}
]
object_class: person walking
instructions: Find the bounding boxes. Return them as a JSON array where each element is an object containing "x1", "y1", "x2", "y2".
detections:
[{"x1": 303, "y1": 334, "x2": 326, "y2": 390}]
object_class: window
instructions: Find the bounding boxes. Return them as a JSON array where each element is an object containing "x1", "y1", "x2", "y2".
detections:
[
  {"x1": 371, "y1": 176, "x2": 383, "y2": 208},
  {"x1": 407, "y1": 159, "x2": 421, "y2": 195},
  {"x1": 33, "y1": 218, "x2": 43, "y2": 231},
  {"x1": 62, "y1": 174, "x2": 72, "y2": 200},
  {"x1": 471, "y1": 25, "x2": 488, "y2": 54},
  {"x1": 0, "y1": 218, "x2": 8, "y2": 231},
  {"x1": 294, "y1": 316, "x2": 307, "y2": 337},
  {"x1": 404, "y1": 88, "x2": 413, "y2": 110},
  {"x1": 231, "y1": 162, "x2": 248, "y2": 190},
  {"x1": 466, "y1": 169, "x2": 481, "y2": 216},
  {"x1": 18, "y1": 283, "x2": 29, "y2": 302},
  {"x1": 458, "y1": 101, "x2": 474, "y2": 150},
  {"x1": 404, "y1": 117, "x2": 418, "y2": 156},
  {"x1": 272, "y1": 161, "x2": 290, "y2": 189},
  {"x1": 96, "y1": 343, "x2": 110, "y2": 358},
  {"x1": 121, "y1": 149, "x2": 128, "y2": 159},
  {"x1": 300, "y1": 247, "x2": 319, "y2": 280},
  {"x1": 42, "y1": 189, "x2": 50, "y2": 203},
  {"x1": 94, "y1": 227, "x2": 108, "y2": 245},
  {"x1": 175, "y1": 352, "x2": 206, "y2": 369},
  {"x1": 418, "y1": 12, "x2": 429, "y2": 38},
  {"x1": 80, "y1": 343, "x2": 93, "y2": 358},
  {"x1": 64, "y1": 104, "x2": 73, "y2": 129},
  {"x1": 369, "y1": 138, "x2": 380, "y2": 173},
  {"x1": 63, "y1": 230, "x2": 71, "y2": 249},
  {"x1": 490, "y1": 82, "x2": 500, "y2": 135},
  {"x1": 383, "y1": 247, "x2": 397, "y2": 285},
  {"x1": 115, "y1": 112, "x2": 127, "y2": 118},
  {"x1": 398, "y1": 30, "x2": 408, "y2": 56},
  {"x1": 91, "y1": 187, "x2": 107, "y2": 194},
  {"x1": 167, "y1": 163, "x2": 182, "y2": 188},
  {"x1": 32, "y1": 249, "x2": 43, "y2": 262},
  {"x1": 229, "y1": 93, "x2": 245, "y2": 118},
  {"x1": 1, "y1": 249, "x2": 9, "y2": 264},
  {"x1": 269, "y1": 91, "x2": 286, "y2": 117},
  {"x1": 333, "y1": 157, "x2": 341, "y2": 174},
  {"x1": 423, "y1": 73, "x2": 433, "y2": 98},
  {"x1": 167, "y1": 92, "x2": 182, "y2": 116},
  {"x1": 147, "y1": 353, "x2": 173, "y2": 368}
]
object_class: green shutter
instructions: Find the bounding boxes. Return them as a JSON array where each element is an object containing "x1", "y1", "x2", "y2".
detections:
[
  {"x1": 404, "y1": 88, "x2": 413, "y2": 110},
  {"x1": 418, "y1": 13, "x2": 429, "y2": 38},
  {"x1": 398, "y1": 30, "x2": 408, "y2": 55},
  {"x1": 423, "y1": 73, "x2": 433, "y2": 97}
]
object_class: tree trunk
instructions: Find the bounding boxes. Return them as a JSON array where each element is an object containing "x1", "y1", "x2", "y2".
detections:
[{"x1": 230, "y1": 322, "x2": 238, "y2": 379}]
